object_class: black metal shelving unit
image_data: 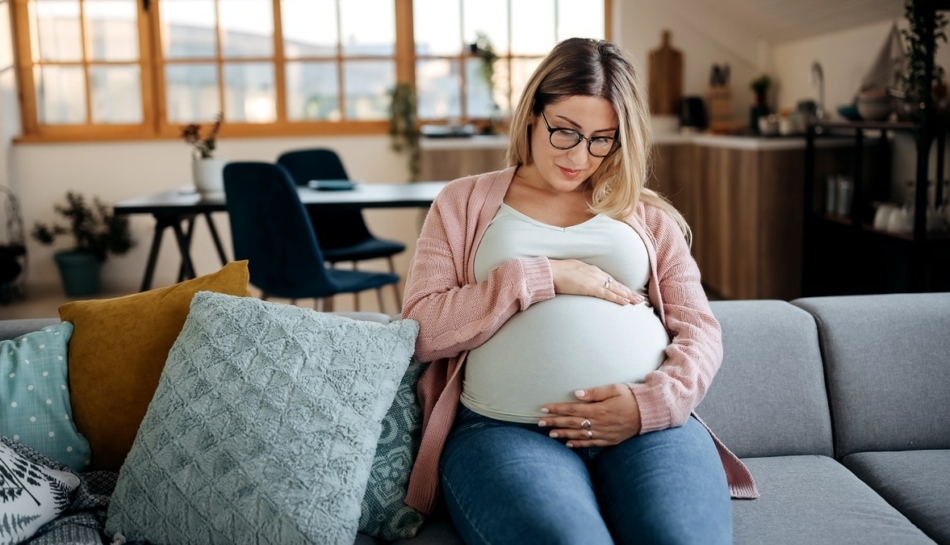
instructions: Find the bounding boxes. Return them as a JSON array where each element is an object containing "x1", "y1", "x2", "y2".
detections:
[{"x1": 802, "y1": 0, "x2": 950, "y2": 296}]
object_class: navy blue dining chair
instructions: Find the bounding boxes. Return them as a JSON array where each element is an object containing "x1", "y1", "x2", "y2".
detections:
[
  {"x1": 222, "y1": 161, "x2": 400, "y2": 313},
  {"x1": 276, "y1": 148, "x2": 405, "y2": 308}
]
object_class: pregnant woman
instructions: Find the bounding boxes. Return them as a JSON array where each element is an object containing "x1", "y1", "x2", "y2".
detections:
[{"x1": 401, "y1": 37, "x2": 757, "y2": 545}]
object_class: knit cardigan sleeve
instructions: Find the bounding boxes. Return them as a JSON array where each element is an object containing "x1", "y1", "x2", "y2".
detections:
[
  {"x1": 629, "y1": 205, "x2": 724, "y2": 434},
  {"x1": 402, "y1": 178, "x2": 556, "y2": 363}
]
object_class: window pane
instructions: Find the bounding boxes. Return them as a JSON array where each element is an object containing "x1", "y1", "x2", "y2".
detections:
[
  {"x1": 160, "y1": 0, "x2": 216, "y2": 59},
  {"x1": 463, "y1": 0, "x2": 508, "y2": 55},
  {"x1": 510, "y1": 0, "x2": 554, "y2": 54},
  {"x1": 165, "y1": 63, "x2": 219, "y2": 123},
  {"x1": 414, "y1": 0, "x2": 460, "y2": 56},
  {"x1": 339, "y1": 0, "x2": 393, "y2": 56},
  {"x1": 557, "y1": 0, "x2": 604, "y2": 40},
  {"x1": 224, "y1": 62, "x2": 275, "y2": 122},
  {"x1": 31, "y1": 0, "x2": 82, "y2": 61},
  {"x1": 220, "y1": 0, "x2": 273, "y2": 58},
  {"x1": 286, "y1": 61, "x2": 339, "y2": 121},
  {"x1": 466, "y1": 58, "x2": 503, "y2": 118},
  {"x1": 509, "y1": 57, "x2": 542, "y2": 111},
  {"x1": 416, "y1": 58, "x2": 460, "y2": 120},
  {"x1": 281, "y1": 0, "x2": 336, "y2": 58},
  {"x1": 89, "y1": 64, "x2": 141, "y2": 123},
  {"x1": 35, "y1": 64, "x2": 86, "y2": 124},
  {"x1": 85, "y1": 0, "x2": 138, "y2": 61},
  {"x1": 343, "y1": 60, "x2": 393, "y2": 120}
]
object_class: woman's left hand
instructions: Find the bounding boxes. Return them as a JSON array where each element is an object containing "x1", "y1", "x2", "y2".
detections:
[{"x1": 538, "y1": 384, "x2": 642, "y2": 448}]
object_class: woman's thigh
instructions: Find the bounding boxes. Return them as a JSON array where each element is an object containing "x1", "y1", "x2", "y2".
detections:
[
  {"x1": 591, "y1": 417, "x2": 732, "y2": 545},
  {"x1": 439, "y1": 408, "x2": 614, "y2": 545}
]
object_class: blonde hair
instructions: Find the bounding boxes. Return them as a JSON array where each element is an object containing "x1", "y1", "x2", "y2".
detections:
[{"x1": 506, "y1": 38, "x2": 691, "y2": 245}]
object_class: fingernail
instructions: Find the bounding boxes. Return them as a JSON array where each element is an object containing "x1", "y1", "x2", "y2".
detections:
[
  {"x1": 575, "y1": 390, "x2": 585, "y2": 398},
  {"x1": 538, "y1": 420, "x2": 547, "y2": 427},
  {"x1": 549, "y1": 432, "x2": 558, "y2": 438},
  {"x1": 566, "y1": 442, "x2": 574, "y2": 448},
  {"x1": 540, "y1": 407, "x2": 549, "y2": 413}
]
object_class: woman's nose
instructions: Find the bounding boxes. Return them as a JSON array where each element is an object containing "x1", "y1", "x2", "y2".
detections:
[{"x1": 567, "y1": 141, "x2": 589, "y2": 164}]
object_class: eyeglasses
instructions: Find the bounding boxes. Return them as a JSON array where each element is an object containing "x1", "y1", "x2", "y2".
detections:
[{"x1": 539, "y1": 111, "x2": 619, "y2": 158}]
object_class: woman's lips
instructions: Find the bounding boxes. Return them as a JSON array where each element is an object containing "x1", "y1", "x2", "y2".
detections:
[{"x1": 558, "y1": 166, "x2": 582, "y2": 179}]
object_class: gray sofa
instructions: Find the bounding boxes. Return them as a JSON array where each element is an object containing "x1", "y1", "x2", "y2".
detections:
[{"x1": 3, "y1": 293, "x2": 948, "y2": 544}]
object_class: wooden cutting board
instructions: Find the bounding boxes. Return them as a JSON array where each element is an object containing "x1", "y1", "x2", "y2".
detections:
[{"x1": 648, "y1": 30, "x2": 683, "y2": 116}]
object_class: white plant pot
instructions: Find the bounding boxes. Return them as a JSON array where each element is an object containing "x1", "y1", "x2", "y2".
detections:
[{"x1": 192, "y1": 157, "x2": 226, "y2": 196}]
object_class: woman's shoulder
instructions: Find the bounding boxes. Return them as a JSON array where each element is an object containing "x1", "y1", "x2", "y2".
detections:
[
  {"x1": 634, "y1": 201, "x2": 678, "y2": 229},
  {"x1": 437, "y1": 167, "x2": 516, "y2": 206}
]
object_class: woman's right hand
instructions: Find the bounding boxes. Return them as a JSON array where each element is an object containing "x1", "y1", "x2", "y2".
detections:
[{"x1": 548, "y1": 258, "x2": 642, "y2": 305}]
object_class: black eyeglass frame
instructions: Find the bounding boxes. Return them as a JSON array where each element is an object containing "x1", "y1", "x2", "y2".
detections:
[{"x1": 539, "y1": 111, "x2": 620, "y2": 158}]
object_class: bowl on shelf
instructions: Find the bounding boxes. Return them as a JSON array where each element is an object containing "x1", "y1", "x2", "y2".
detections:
[
  {"x1": 837, "y1": 104, "x2": 862, "y2": 121},
  {"x1": 856, "y1": 91, "x2": 893, "y2": 121}
]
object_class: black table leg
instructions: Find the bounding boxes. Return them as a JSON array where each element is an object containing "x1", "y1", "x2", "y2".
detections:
[
  {"x1": 140, "y1": 214, "x2": 169, "y2": 292},
  {"x1": 203, "y1": 212, "x2": 229, "y2": 265},
  {"x1": 171, "y1": 217, "x2": 197, "y2": 281},
  {"x1": 177, "y1": 216, "x2": 197, "y2": 282}
]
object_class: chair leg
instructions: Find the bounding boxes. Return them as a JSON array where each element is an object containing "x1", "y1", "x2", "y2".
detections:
[
  {"x1": 352, "y1": 261, "x2": 359, "y2": 312},
  {"x1": 388, "y1": 256, "x2": 403, "y2": 310},
  {"x1": 376, "y1": 288, "x2": 386, "y2": 315}
]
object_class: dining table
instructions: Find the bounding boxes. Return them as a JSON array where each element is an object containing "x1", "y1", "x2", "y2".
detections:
[{"x1": 114, "y1": 181, "x2": 448, "y2": 292}]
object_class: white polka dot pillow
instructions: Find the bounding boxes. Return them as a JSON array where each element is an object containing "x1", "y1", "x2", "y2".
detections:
[{"x1": 0, "y1": 322, "x2": 91, "y2": 472}]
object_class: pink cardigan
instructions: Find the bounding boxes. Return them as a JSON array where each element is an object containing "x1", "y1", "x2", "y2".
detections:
[{"x1": 401, "y1": 167, "x2": 759, "y2": 514}]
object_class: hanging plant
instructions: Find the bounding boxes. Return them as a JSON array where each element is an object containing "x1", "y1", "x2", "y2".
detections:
[{"x1": 388, "y1": 82, "x2": 420, "y2": 182}]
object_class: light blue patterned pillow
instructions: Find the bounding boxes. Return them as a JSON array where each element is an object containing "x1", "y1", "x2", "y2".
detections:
[
  {"x1": 104, "y1": 291, "x2": 418, "y2": 545},
  {"x1": 359, "y1": 358, "x2": 426, "y2": 540},
  {"x1": 0, "y1": 322, "x2": 92, "y2": 471}
]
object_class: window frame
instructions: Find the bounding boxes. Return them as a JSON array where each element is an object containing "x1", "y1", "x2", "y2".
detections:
[{"x1": 10, "y1": 0, "x2": 610, "y2": 143}]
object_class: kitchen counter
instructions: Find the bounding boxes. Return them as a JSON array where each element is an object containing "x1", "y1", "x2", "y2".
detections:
[{"x1": 419, "y1": 132, "x2": 854, "y2": 151}]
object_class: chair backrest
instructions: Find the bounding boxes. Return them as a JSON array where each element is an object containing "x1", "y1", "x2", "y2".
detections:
[
  {"x1": 275, "y1": 149, "x2": 372, "y2": 248},
  {"x1": 222, "y1": 161, "x2": 336, "y2": 299},
  {"x1": 276, "y1": 148, "x2": 349, "y2": 184}
]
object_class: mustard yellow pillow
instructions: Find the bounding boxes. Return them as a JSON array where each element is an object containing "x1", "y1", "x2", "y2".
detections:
[{"x1": 59, "y1": 260, "x2": 251, "y2": 471}]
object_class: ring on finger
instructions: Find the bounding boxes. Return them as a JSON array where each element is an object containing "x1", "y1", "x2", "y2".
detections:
[
  {"x1": 603, "y1": 276, "x2": 612, "y2": 289},
  {"x1": 580, "y1": 419, "x2": 591, "y2": 430},
  {"x1": 586, "y1": 429, "x2": 593, "y2": 440}
]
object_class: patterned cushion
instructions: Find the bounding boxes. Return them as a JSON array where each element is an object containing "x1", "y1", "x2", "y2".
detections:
[
  {"x1": 59, "y1": 260, "x2": 251, "y2": 471},
  {"x1": 0, "y1": 438, "x2": 80, "y2": 544},
  {"x1": 359, "y1": 358, "x2": 426, "y2": 540},
  {"x1": 105, "y1": 292, "x2": 419, "y2": 544},
  {"x1": 0, "y1": 323, "x2": 91, "y2": 471}
]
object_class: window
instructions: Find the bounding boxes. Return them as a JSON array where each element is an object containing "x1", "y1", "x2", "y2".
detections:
[{"x1": 9, "y1": 0, "x2": 608, "y2": 141}]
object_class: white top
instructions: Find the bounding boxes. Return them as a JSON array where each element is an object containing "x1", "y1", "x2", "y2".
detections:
[{"x1": 461, "y1": 204, "x2": 671, "y2": 423}]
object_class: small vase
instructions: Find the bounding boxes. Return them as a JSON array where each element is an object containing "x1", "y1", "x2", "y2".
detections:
[{"x1": 192, "y1": 156, "x2": 226, "y2": 197}]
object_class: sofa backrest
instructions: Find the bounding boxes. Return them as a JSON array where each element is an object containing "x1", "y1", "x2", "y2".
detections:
[
  {"x1": 0, "y1": 318, "x2": 60, "y2": 341},
  {"x1": 792, "y1": 293, "x2": 950, "y2": 458},
  {"x1": 699, "y1": 300, "x2": 833, "y2": 458}
]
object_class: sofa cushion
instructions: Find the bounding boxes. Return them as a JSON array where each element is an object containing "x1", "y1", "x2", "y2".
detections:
[
  {"x1": 0, "y1": 322, "x2": 91, "y2": 471},
  {"x1": 699, "y1": 301, "x2": 833, "y2": 458},
  {"x1": 734, "y1": 456, "x2": 934, "y2": 545},
  {"x1": 844, "y1": 450, "x2": 950, "y2": 544},
  {"x1": 105, "y1": 292, "x2": 419, "y2": 545},
  {"x1": 0, "y1": 438, "x2": 81, "y2": 544},
  {"x1": 792, "y1": 293, "x2": 950, "y2": 457},
  {"x1": 359, "y1": 358, "x2": 426, "y2": 540},
  {"x1": 58, "y1": 260, "x2": 251, "y2": 471}
]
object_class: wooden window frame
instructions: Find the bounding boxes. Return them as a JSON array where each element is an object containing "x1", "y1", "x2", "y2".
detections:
[{"x1": 11, "y1": 0, "x2": 609, "y2": 143}]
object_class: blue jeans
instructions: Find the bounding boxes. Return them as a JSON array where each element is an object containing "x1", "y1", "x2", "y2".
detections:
[{"x1": 439, "y1": 405, "x2": 732, "y2": 545}]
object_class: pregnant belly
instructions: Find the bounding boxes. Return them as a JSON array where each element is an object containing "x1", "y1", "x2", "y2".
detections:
[{"x1": 461, "y1": 295, "x2": 671, "y2": 423}]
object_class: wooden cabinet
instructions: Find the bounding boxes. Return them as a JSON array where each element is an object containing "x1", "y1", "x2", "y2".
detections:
[
  {"x1": 419, "y1": 137, "x2": 507, "y2": 181},
  {"x1": 654, "y1": 141, "x2": 849, "y2": 300}
]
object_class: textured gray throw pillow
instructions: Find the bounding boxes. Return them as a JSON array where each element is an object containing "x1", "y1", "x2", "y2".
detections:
[{"x1": 104, "y1": 291, "x2": 418, "y2": 545}]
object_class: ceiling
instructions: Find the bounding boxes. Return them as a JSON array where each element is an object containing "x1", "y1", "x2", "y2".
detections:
[{"x1": 692, "y1": 0, "x2": 905, "y2": 44}]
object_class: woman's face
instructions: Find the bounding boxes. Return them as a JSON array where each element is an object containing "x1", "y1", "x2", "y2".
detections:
[{"x1": 527, "y1": 95, "x2": 619, "y2": 194}]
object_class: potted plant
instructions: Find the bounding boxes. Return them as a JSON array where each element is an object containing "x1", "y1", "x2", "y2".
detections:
[
  {"x1": 749, "y1": 74, "x2": 772, "y2": 134},
  {"x1": 181, "y1": 112, "x2": 224, "y2": 196},
  {"x1": 31, "y1": 192, "x2": 135, "y2": 296},
  {"x1": 388, "y1": 83, "x2": 421, "y2": 181},
  {"x1": 470, "y1": 32, "x2": 502, "y2": 133},
  {"x1": 898, "y1": 0, "x2": 948, "y2": 123}
]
